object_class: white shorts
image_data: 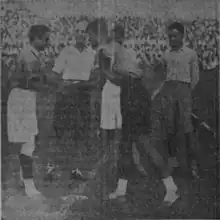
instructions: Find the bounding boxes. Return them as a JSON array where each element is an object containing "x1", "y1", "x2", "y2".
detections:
[
  {"x1": 7, "y1": 88, "x2": 38, "y2": 143},
  {"x1": 100, "y1": 96, "x2": 122, "y2": 130}
]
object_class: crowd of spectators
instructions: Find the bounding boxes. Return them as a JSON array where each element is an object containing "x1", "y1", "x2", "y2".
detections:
[{"x1": 2, "y1": 6, "x2": 219, "y2": 73}]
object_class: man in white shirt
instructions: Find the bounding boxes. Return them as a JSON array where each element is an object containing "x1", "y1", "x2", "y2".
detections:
[
  {"x1": 52, "y1": 26, "x2": 96, "y2": 181},
  {"x1": 52, "y1": 28, "x2": 96, "y2": 133},
  {"x1": 52, "y1": 35, "x2": 95, "y2": 81}
]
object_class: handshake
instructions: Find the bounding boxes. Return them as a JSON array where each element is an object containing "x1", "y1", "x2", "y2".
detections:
[{"x1": 27, "y1": 74, "x2": 49, "y2": 92}]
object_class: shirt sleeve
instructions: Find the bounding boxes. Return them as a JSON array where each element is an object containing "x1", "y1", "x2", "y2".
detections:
[
  {"x1": 93, "y1": 52, "x2": 100, "y2": 69},
  {"x1": 190, "y1": 51, "x2": 199, "y2": 89},
  {"x1": 52, "y1": 49, "x2": 67, "y2": 74},
  {"x1": 11, "y1": 54, "x2": 25, "y2": 80}
]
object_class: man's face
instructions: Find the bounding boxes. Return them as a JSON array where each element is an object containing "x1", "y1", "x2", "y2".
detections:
[
  {"x1": 75, "y1": 34, "x2": 86, "y2": 50},
  {"x1": 167, "y1": 30, "x2": 184, "y2": 49},
  {"x1": 75, "y1": 32, "x2": 86, "y2": 48},
  {"x1": 35, "y1": 32, "x2": 50, "y2": 51}
]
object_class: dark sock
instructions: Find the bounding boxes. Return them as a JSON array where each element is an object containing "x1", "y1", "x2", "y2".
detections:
[
  {"x1": 166, "y1": 134, "x2": 177, "y2": 157},
  {"x1": 185, "y1": 132, "x2": 193, "y2": 174},
  {"x1": 19, "y1": 154, "x2": 33, "y2": 179}
]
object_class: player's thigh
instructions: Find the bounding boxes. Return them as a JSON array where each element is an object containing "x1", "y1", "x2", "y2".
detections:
[
  {"x1": 115, "y1": 100, "x2": 122, "y2": 129},
  {"x1": 101, "y1": 100, "x2": 115, "y2": 130}
]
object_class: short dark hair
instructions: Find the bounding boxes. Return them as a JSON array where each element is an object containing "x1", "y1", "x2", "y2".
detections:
[
  {"x1": 167, "y1": 22, "x2": 185, "y2": 35},
  {"x1": 28, "y1": 25, "x2": 50, "y2": 43},
  {"x1": 113, "y1": 24, "x2": 125, "y2": 39},
  {"x1": 86, "y1": 18, "x2": 108, "y2": 36}
]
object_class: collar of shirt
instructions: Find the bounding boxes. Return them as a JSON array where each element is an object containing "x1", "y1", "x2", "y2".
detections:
[
  {"x1": 25, "y1": 44, "x2": 46, "y2": 69},
  {"x1": 169, "y1": 44, "x2": 186, "y2": 53},
  {"x1": 29, "y1": 45, "x2": 40, "y2": 60},
  {"x1": 61, "y1": 46, "x2": 96, "y2": 80},
  {"x1": 75, "y1": 46, "x2": 94, "y2": 54},
  {"x1": 65, "y1": 46, "x2": 92, "y2": 57}
]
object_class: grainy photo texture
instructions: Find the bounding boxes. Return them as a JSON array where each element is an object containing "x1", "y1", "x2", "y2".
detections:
[{"x1": 1, "y1": 0, "x2": 219, "y2": 219}]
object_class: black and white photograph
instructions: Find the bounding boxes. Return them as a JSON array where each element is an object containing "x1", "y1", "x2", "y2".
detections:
[{"x1": 1, "y1": 0, "x2": 219, "y2": 219}]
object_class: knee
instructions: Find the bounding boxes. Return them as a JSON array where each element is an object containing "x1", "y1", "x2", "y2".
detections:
[
  {"x1": 20, "y1": 137, "x2": 35, "y2": 157},
  {"x1": 138, "y1": 135, "x2": 152, "y2": 153},
  {"x1": 19, "y1": 154, "x2": 33, "y2": 178}
]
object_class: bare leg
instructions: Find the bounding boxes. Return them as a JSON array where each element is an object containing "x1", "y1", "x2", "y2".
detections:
[
  {"x1": 132, "y1": 142, "x2": 147, "y2": 176},
  {"x1": 112, "y1": 129, "x2": 121, "y2": 166},
  {"x1": 185, "y1": 132, "x2": 199, "y2": 177},
  {"x1": 108, "y1": 129, "x2": 121, "y2": 185},
  {"x1": 100, "y1": 129, "x2": 110, "y2": 198},
  {"x1": 101, "y1": 129, "x2": 109, "y2": 150},
  {"x1": 108, "y1": 139, "x2": 129, "y2": 200}
]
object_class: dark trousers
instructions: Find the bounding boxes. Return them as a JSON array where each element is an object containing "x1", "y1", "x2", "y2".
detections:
[
  {"x1": 90, "y1": 90, "x2": 101, "y2": 133},
  {"x1": 117, "y1": 77, "x2": 152, "y2": 179},
  {"x1": 53, "y1": 92, "x2": 77, "y2": 139},
  {"x1": 147, "y1": 81, "x2": 194, "y2": 176},
  {"x1": 53, "y1": 89, "x2": 90, "y2": 140},
  {"x1": 117, "y1": 79, "x2": 194, "y2": 179},
  {"x1": 37, "y1": 90, "x2": 56, "y2": 139}
]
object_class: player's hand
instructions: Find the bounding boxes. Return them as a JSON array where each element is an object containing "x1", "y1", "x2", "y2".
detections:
[
  {"x1": 28, "y1": 75, "x2": 51, "y2": 92},
  {"x1": 112, "y1": 64, "x2": 125, "y2": 78},
  {"x1": 56, "y1": 80, "x2": 76, "y2": 93},
  {"x1": 56, "y1": 81, "x2": 66, "y2": 93}
]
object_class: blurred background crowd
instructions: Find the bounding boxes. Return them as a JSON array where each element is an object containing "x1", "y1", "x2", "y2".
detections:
[{"x1": 2, "y1": 4, "x2": 219, "y2": 71}]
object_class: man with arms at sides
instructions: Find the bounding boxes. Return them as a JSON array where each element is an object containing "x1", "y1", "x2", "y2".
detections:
[
  {"x1": 133, "y1": 21, "x2": 199, "y2": 206},
  {"x1": 52, "y1": 22, "x2": 96, "y2": 140},
  {"x1": 159, "y1": 22, "x2": 200, "y2": 179},
  {"x1": 52, "y1": 21, "x2": 97, "y2": 181}
]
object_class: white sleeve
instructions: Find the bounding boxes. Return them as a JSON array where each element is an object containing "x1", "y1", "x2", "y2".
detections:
[{"x1": 52, "y1": 49, "x2": 67, "y2": 74}]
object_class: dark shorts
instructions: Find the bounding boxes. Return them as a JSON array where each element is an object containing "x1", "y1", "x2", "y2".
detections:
[
  {"x1": 150, "y1": 80, "x2": 193, "y2": 143},
  {"x1": 120, "y1": 77, "x2": 151, "y2": 143}
]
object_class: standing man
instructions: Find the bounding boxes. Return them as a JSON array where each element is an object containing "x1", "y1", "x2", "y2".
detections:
[
  {"x1": 86, "y1": 18, "x2": 123, "y2": 197},
  {"x1": 160, "y1": 22, "x2": 200, "y2": 178},
  {"x1": 7, "y1": 25, "x2": 51, "y2": 200},
  {"x1": 52, "y1": 21, "x2": 96, "y2": 140},
  {"x1": 136, "y1": 21, "x2": 199, "y2": 206},
  {"x1": 112, "y1": 25, "x2": 149, "y2": 176},
  {"x1": 52, "y1": 22, "x2": 96, "y2": 180}
]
